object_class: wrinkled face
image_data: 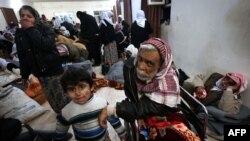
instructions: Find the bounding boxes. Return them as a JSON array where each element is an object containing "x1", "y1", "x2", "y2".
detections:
[
  {"x1": 136, "y1": 49, "x2": 161, "y2": 81},
  {"x1": 220, "y1": 76, "x2": 236, "y2": 90},
  {"x1": 66, "y1": 81, "x2": 93, "y2": 104},
  {"x1": 20, "y1": 9, "x2": 35, "y2": 29}
]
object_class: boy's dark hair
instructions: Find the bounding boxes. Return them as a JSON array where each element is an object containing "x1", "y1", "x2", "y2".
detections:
[{"x1": 60, "y1": 66, "x2": 93, "y2": 92}]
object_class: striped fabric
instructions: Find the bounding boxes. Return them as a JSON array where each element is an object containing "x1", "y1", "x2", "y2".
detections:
[
  {"x1": 54, "y1": 95, "x2": 125, "y2": 141},
  {"x1": 135, "y1": 37, "x2": 180, "y2": 107}
]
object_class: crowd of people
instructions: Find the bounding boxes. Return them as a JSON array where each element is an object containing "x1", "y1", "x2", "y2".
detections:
[{"x1": 0, "y1": 4, "x2": 248, "y2": 141}]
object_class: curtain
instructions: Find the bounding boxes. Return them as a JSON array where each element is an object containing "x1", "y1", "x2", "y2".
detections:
[
  {"x1": 113, "y1": 5, "x2": 117, "y2": 22},
  {"x1": 124, "y1": 0, "x2": 132, "y2": 25},
  {"x1": 141, "y1": 1, "x2": 161, "y2": 38},
  {"x1": 116, "y1": 0, "x2": 121, "y2": 17}
]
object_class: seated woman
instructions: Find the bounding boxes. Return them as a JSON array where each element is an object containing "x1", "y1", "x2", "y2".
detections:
[{"x1": 183, "y1": 72, "x2": 247, "y2": 114}]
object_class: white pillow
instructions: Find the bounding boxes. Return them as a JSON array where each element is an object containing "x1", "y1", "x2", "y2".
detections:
[{"x1": 0, "y1": 85, "x2": 48, "y2": 123}]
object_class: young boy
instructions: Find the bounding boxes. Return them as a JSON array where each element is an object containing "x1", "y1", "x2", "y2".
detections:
[{"x1": 53, "y1": 66, "x2": 126, "y2": 141}]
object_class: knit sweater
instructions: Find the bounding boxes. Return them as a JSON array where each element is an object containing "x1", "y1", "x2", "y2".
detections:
[{"x1": 54, "y1": 95, "x2": 125, "y2": 141}]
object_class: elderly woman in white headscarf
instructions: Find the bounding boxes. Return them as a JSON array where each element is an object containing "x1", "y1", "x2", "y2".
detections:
[
  {"x1": 125, "y1": 44, "x2": 138, "y2": 59},
  {"x1": 59, "y1": 26, "x2": 70, "y2": 37},
  {"x1": 53, "y1": 16, "x2": 62, "y2": 29},
  {"x1": 99, "y1": 11, "x2": 118, "y2": 67},
  {"x1": 61, "y1": 16, "x2": 75, "y2": 39},
  {"x1": 131, "y1": 10, "x2": 153, "y2": 49}
]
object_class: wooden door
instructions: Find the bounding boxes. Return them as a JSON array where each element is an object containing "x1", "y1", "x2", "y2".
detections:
[{"x1": 0, "y1": 7, "x2": 18, "y2": 27}]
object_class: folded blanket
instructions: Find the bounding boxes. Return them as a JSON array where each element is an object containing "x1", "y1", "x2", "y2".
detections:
[{"x1": 105, "y1": 61, "x2": 124, "y2": 84}]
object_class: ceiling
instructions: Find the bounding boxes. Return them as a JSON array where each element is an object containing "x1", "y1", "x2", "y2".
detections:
[{"x1": 26, "y1": 0, "x2": 109, "y2": 2}]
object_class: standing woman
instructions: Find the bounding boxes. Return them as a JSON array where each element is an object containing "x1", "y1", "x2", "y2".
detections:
[
  {"x1": 99, "y1": 11, "x2": 118, "y2": 66},
  {"x1": 131, "y1": 10, "x2": 153, "y2": 49},
  {"x1": 15, "y1": 5, "x2": 70, "y2": 113}
]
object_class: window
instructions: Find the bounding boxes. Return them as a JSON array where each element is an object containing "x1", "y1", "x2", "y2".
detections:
[{"x1": 148, "y1": 0, "x2": 165, "y2": 5}]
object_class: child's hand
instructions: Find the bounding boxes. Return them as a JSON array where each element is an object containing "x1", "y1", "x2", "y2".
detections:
[{"x1": 98, "y1": 107, "x2": 108, "y2": 128}]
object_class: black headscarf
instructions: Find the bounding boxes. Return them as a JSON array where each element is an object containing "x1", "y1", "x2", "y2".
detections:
[{"x1": 19, "y1": 5, "x2": 41, "y2": 26}]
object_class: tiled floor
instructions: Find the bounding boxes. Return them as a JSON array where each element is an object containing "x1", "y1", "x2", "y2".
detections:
[{"x1": 29, "y1": 66, "x2": 220, "y2": 141}]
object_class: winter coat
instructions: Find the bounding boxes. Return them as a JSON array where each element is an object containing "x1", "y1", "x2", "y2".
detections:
[
  {"x1": 116, "y1": 58, "x2": 179, "y2": 121},
  {"x1": 15, "y1": 24, "x2": 63, "y2": 79}
]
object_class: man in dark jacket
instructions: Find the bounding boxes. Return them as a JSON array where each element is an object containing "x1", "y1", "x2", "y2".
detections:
[
  {"x1": 100, "y1": 38, "x2": 183, "y2": 140},
  {"x1": 76, "y1": 11, "x2": 101, "y2": 66}
]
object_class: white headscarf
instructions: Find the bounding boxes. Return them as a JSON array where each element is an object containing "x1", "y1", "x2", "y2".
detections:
[
  {"x1": 53, "y1": 16, "x2": 62, "y2": 29},
  {"x1": 59, "y1": 26, "x2": 70, "y2": 37},
  {"x1": 118, "y1": 15, "x2": 123, "y2": 20},
  {"x1": 100, "y1": 11, "x2": 114, "y2": 26},
  {"x1": 136, "y1": 10, "x2": 146, "y2": 28},
  {"x1": 125, "y1": 44, "x2": 138, "y2": 57},
  {"x1": 64, "y1": 16, "x2": 74, "y2": 25}
]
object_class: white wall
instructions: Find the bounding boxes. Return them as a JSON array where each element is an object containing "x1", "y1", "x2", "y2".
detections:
[
  {"x1": 0, "y1": 0, "x2": 31, "y2": 30},
  {"x1": 33, "y1": 1, "x2": 115, "y2": 23},
  {"x1": 131, "y1": 0, "x2": 141, "y2": 22},
  {"x1": 0, "y1": 0, "x2": 115, "y2": 30},
  {"x1": 163, "y1": 0, "x2": 250, "y2": 106}
]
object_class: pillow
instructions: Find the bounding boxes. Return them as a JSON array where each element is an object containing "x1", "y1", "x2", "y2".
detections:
[
  {"x1": 105, "y1": 61, "x2": 124, "y2": 83},
  {"x1": 0, "y1": 85, "x2": 48, "y2": 123}
]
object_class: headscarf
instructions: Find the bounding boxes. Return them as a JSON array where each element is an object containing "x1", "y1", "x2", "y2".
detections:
[
  {"x1": 107, "y1": 11, "x2": 114, "y2": 19},
  {"x1": 64, "y1": 16, "x2": 74, "y2": 25},
  {"x1": 125, "y1": 44, "x2": 138, "y2": 58},
  {"x1": 53, "y1": 16, "x2": 62, "y2": 29},
  {"x1": 59, "y1": 26, "x2": 70, "y2": 37},
  {"x1": 19, "y1": 5, "x2": 41, "y2": 26},
  {"x1": 118, "y1": 15, "x2": 123, "y2": 20},
  {"x1": 136, "y1": 10, "x2": 146, "y2": 28},
  {"x1": 100, "y1": 11, "x2": 113, "y2": 26},
  {"x1": 2, "y1": 31, "x2": 14, "y2": 43},
  {"x1": 225, "y1": 73, "x2": 248, "y2": 94},
  {"x1": 135, "y1": 38, "x2": 180, "y2": 107},
  {"x1": 115, "y1": 15, "x2": 123, "y2": 32}
]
